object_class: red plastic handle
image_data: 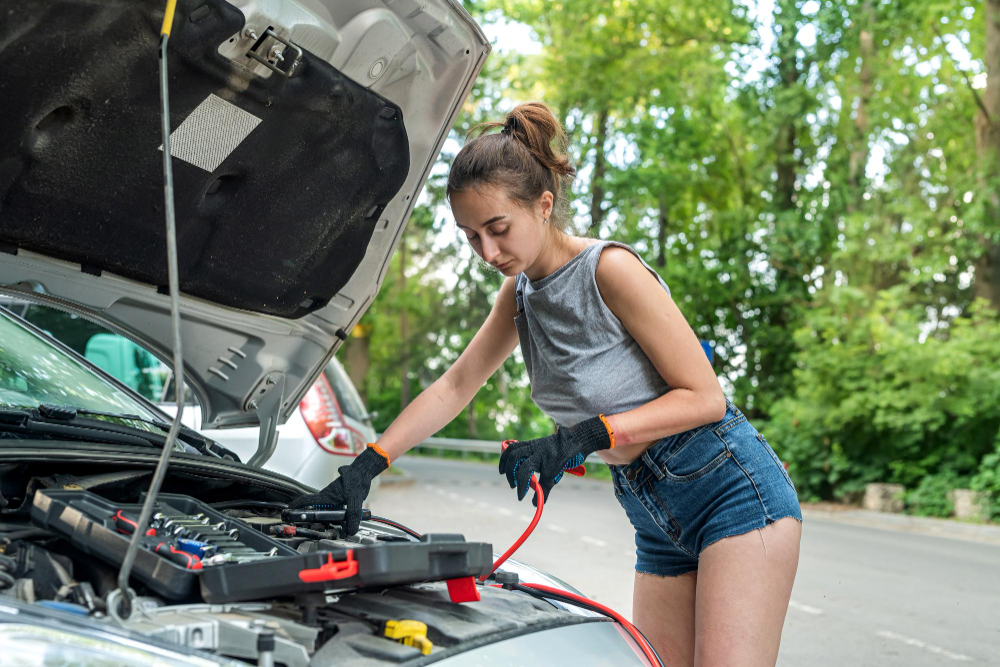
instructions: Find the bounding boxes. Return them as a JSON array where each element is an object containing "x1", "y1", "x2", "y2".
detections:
[
  {"x1": 154, "y1": 542, "x2": 203, "y2": 570},
  {"x1": 298, "y1": 550, "x2": 358, "y2": 583},
  {"x1": 500, "y1": 440, "x2": 586, "y2": 477}
]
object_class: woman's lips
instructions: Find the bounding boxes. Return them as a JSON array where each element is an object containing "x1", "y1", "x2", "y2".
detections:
[{"x1": 495, "y1": 260, "x2": 513, "y2": 271}]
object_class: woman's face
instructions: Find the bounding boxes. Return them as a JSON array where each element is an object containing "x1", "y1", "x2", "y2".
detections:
[{"x1": 450, "y1": 185, "x2": 553, "y2": 276}]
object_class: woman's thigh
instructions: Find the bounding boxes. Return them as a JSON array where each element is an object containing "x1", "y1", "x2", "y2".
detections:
[
  {"x1": 633, "y1": 570, "x2": 698, "y2": 667},
  {"x1": 694, "y1": 517, "x2": 802, "y2": 667}
]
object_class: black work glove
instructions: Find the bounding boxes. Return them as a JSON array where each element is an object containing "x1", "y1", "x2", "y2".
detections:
[
  {"x1": 532, "y1": 473, "x2": 563, "y2": 508},
  {"x1": 499, "y1": 416, "x2": 615, "y2": 502},
  {"x1": 287, "y1": 445, "x2": 389, "y2": 535}
]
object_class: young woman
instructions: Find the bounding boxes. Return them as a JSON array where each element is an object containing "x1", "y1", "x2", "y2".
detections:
[{"x1": 290, "y1": 102, "x2": 803, "y2": 666}]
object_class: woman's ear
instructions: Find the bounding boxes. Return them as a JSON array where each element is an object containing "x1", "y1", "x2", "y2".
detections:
[{"x1": 538, "y1": 190, "x2": 554, "y2": 221}]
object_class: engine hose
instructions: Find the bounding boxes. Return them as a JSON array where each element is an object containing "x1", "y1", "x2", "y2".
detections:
[
  {"x1": 0, "y1": 554, "x2": 15, "y2": 589},
  {"x1": 1, "y1": 529, "x2": 50, "y2": 542}
]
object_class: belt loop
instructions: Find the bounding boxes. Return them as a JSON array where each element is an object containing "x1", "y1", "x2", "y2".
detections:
[{"x1": 642, "y1": 450, "x2": 664, "y2": 481}]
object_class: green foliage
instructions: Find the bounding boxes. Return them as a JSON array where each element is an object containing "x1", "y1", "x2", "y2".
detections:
[
  {"x1": 971, "y1": 435, "x2": 1000, "y2": 521},
  {"x1": 904, "y1": 472, "x2": 964, "y2": 518},
  {"x1": 767, "y1": 295, "x2": 1000, "y2": 502},
  {"x1": 339, "y1": 0, "x2": 998, "y2": 512}
]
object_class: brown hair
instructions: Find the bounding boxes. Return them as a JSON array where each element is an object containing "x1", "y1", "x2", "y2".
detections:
[{"x1": 447, "y1": 102, "x2": 576, "y2": 231}]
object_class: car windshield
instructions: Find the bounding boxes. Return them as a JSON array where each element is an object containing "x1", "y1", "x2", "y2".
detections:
[{"x1": 0, "y1": 308, "x2": 159, "y2": 420}]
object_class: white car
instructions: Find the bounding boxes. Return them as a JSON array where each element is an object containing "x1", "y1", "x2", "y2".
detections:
[
  {"x1": 2, "y1": 298, "x2": 378, "y2": 492},
  {"x1": 159, "y1": 356, "x2": 380, "y2": 492}
]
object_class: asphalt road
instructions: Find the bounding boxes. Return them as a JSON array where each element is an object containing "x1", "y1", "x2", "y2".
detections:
[{"x1": 371, "y1": 455, "x2": 1000, "y2": 666}]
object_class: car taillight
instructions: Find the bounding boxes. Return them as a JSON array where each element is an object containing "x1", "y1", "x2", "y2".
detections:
[
  {"x1": 330, "y1": 426, "x2": 363, "y2": 455},
  {"x1": 299, "y1": 376, "x2": 363, "y2": 456},
  {"x1": 299, "y1": 375, "x2": 339, "y2": 444}
]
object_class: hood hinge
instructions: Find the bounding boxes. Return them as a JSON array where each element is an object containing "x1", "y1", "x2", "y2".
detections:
[{"x1": 246, "y1": 372, "x2": 285, "y2": 467}]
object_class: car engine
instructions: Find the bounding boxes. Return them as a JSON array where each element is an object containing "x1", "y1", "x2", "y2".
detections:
[{"x1": 0, "y1": 465, "x2": 585, "y2": 666}]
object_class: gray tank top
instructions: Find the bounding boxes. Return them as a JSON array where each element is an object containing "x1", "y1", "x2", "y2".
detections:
[{"x1": 513, "y1": 240, "x2": 672, "y2": 428}]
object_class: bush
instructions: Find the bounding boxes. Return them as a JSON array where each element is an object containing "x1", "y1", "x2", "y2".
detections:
[
  {"x1": 903, "y1": 472, "x2": 964, "y2": 518},
  {"x1": 765, "y1": 290, "x2": 1000, "y2": 502},
  {"x1": 970, "y1": 433, "x2": 1000, "y2": 522}
]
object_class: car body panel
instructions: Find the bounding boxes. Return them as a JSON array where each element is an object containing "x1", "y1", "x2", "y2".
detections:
[
  {"x1": 0, "y1": 0, "x2": 490, "y2": 433},
  {"x1": 436, "y1": 620, "x2": 655, "y2": 666}
]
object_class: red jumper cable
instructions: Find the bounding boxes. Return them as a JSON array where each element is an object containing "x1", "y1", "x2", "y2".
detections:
[{"x1": 481, "y1": 440, "x2": 662, "y2": 666}]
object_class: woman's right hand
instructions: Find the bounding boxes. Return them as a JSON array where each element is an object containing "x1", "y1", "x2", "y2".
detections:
[{"x1": 287, "y1": 445, "x2": 389, "y2": 535}]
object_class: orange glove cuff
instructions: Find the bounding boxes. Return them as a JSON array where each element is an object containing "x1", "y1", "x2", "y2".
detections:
[
  {"x1": 368, "y1": 443, "x2": 391, "y2": 467},
  {"x1": 598, "y1": 415, "x2": 616, "y2": 449}
]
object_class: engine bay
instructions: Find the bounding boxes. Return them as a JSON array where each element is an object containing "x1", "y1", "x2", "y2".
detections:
[{"x1": 0, "y1": 464, "x2": 590, "y2": 666}]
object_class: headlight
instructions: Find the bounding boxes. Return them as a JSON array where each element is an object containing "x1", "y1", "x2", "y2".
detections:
[{"x1": 0, "y1": 623, "x2": 238, "y2": 667}]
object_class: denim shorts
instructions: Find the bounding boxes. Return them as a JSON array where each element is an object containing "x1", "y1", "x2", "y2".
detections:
[{"x1": 610, "y1": 400, "x2": 802, "y2": 577}]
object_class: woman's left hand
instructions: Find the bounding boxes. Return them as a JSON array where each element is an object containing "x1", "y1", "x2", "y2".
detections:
[{"x1": 499, "y1": 415, "x2": 614, "y2": 501}]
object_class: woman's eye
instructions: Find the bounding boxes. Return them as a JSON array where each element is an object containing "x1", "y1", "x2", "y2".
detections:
[
  {"x1": 465, "y1": 233, "x2": 479, "y2": 242},
  {"x1": 493, "y1": 226, "x2": 509, "y2": 235}
]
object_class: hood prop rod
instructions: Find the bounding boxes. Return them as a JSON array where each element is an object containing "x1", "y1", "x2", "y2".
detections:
[{"x1": 113, "y1": 1, "x2": 185, "y2": 619}]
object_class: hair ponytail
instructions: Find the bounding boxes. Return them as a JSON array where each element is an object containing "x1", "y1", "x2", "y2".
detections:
[{"x1": 448, "y1": 102, "x2": 576, "y2": 231}]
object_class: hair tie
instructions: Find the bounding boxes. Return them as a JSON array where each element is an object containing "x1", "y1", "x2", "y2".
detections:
[{"x1": 502, "y1": 115, "x2": 518, "y2": 135}]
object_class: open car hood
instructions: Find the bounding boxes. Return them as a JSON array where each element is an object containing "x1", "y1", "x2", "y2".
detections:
[{"x1": 0, "y1": 0, "x2": 488, "y2": 452}]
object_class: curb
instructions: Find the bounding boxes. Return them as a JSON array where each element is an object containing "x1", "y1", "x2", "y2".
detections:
[
  {"x1": 801, "y1": 507, "x2": 1000, "y2": 546},
  {"x1": 379, "y1": 467, "x2": 415, "y2": 489}
]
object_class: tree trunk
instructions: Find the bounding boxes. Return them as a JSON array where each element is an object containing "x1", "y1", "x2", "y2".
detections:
[
  {"x1": 773, "y1": 1, "x2": 802, "y2": 212},
  {"x1": 974, "y1": 0, "x2": 1000, "y2": 309},
  {"x1": 847, "y1": 0, "x2": 874, "y2": 212},
  {"x1": 656, "y1": 196, "x2": 669, "y2": 268},
  {"x1": 589, "y1": 108, "x2": 610, "y2": 230},
  {"x1": 399, "y1": 237, "x2": 411, "y2": 410},
  {"x1": 343, "y1": 332, "x2": 370, "y2": 403},
  {"x1": 466, "y1": 401, "x2": 478, "y2": 439}
]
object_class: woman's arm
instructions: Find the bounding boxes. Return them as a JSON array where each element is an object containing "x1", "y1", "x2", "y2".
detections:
[
  {"x1": 376, "y1": 276, "x2": 520, "y2": 461},
  {"x1": 594, "y1": 247, "x2": 727, "y2": 447}
]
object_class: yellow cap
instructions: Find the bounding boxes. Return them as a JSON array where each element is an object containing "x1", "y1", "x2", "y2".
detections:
[{"x1": 384, "y1": 619, "x2": 433, "y2": 655}]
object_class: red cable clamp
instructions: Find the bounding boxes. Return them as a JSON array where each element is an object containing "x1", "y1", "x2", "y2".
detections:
[
  {"x1": 299, "y1": 550, "x2": 358, "y2": 583},
  {"x1": 446, "y1": 576, "x2": 481, "y2": 603}
]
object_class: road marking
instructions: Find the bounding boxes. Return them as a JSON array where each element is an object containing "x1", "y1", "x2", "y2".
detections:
[
  {"x1": 447, "y1": 492, "x2": 461, "y2": 501},
  {"x1": 581, "y1": 536, "x2": 608, "y2": 548},
  {"x1": 876, "y1": 631, "x2": 974, "y2": 662},
  {"x1": 788, "y1": 601, "x2": 823, "y2": 615},
  {"x1": 623, "y1": 550, "x2": 634, "y2": 558},
  {"x1": 518, "y1": 515, "x2": 534, "y2": 523},
  {"x1": 497, "y1": 508, "x2": 513, "y2": 516},
  {"x1": 547, "y1": 524, "x2": 568, "y2": 534}
]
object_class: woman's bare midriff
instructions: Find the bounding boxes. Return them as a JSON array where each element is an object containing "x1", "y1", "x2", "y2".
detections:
[{"x1": 597, "y1": 439, "x2": 658, "y2": 467}]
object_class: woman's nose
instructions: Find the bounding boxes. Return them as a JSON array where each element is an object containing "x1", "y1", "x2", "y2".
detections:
[{"x1": 480, "y1": 235, "x2": 501, "y2": 263}]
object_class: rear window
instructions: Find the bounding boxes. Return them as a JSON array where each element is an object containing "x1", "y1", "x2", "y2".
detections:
[{"x1": 323, "y1": 359, "x2": 369, "y2": 423}]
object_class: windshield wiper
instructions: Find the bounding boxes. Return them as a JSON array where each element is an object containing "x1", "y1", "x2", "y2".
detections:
[
  {"x1": 0, "y1": 405, "x2": 173, "y2": 449},
  {"x1": 70, "y1": 407, "x2": 229, "y2": 458},
  {"x1": 0, "y1": 404, "x2": 239, "y2": 460}
]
